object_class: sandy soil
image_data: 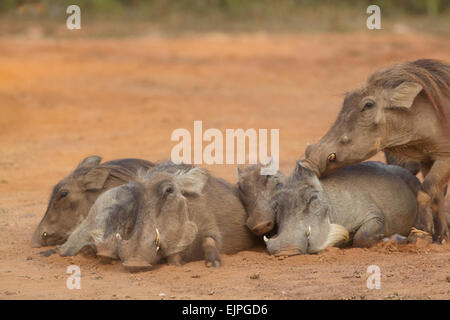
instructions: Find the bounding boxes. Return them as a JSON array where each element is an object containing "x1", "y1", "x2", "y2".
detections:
[{"x1": 0, "y1": 32, "x2": 449, "y2": 300}]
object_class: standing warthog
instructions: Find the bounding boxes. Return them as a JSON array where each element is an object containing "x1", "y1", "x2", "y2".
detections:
[
  {"x1": 31, "y1": 156, "x2": 154, "y2": 247},
  {"x1": 58, "y1": 161, "x2": 259, "y2": 271},
  {"x1": 265, "y1": 161, "x2": 420, "y2": 256},
  {"x1": 304, "y1": 59, "x2": 450, "y2": 242}
]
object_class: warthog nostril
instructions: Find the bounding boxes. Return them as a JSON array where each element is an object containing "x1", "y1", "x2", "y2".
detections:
[{"x1": 327, "y1": 153, "x2": 336, "y2": 162}]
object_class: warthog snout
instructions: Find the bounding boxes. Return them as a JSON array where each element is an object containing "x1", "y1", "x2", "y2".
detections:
[
  {"x1": 249, "y1": 220, "x2": 274, "y2": 236},
  {"x1": 122, "y1": 258, "x2": 153, "y2": 273},
  {"x1": 264, "y1": 235, "x2": 305, "y2": 257},
  {"x1": 272, "y1": 248, "x2": 303, "y2": 257}
]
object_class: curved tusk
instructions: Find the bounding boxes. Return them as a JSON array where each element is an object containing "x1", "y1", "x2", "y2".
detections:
[
  {"x1": 263, "y1": 235, "x2": 269, "y2": 243},
  {"x1": 155, "y1": 228, "x2": 161, "y2": 252},
  {"x1": 306, "y1": 226, "x2": 311, "y2": 237}
]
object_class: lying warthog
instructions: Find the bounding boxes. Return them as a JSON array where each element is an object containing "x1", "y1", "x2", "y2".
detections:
[
  {"x1": 237, "y1": 165, "x2": 287, "y2": 235},
  {"x1": 58, "y1": 162, "x2": 259, "y2": 271},
  {"x1": 239, "y1": 162, "x2": 420, "y2": 255},
  {"x1": 385, "y1": 152, "x2": 421, "y2": 176},
  {"x1": 304, "y1": 59, "x2": 450, "y2": 242},
  {"x1": 31, "y1": 156, "x2": 154, "y2": 247}
]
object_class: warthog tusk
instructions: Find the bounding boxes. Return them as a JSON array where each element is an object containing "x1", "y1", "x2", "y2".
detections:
[
  {"x1": 115, "y1": 233, "x2": 122, "y2": 240},
  {"x1": 155, "y1": 228, "x2": 161, "y2": 252},
  {"x1": 306, "y1": 226, "x2": 311, "y2": 237},
  {"x1": 263, "y1": 235, "x2": 269, "y2": 243}
]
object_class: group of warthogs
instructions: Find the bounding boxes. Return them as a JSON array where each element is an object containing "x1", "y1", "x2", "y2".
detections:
[{"x1": 31, "y1": 59, "x2": 450, "y2": 272}]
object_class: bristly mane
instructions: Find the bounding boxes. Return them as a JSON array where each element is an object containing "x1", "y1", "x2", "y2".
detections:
[{"x1": 368, "y1": 59, "x2": 450, "y2": 135}]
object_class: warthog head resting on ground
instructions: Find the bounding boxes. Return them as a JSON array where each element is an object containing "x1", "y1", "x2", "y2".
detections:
[
  {"x1": 265, "y1": 161, "x2": 348, "y2": 256},
  {"x1": 117, "y1": 166, "x2": 205, "y2": 271},
  {"x1": 237, "y1": 164, "x2": 286, "y2": 235},
  {"x1": 304, "y1": 59, "x2": 450, "y2": 177},
  {"x1": 31, "y1": 156, "x2": 154, "y2": 247}
]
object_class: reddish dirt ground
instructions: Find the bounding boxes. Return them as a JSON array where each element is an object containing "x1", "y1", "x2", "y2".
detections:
[{"x1": 0, "y1": 32, "x2": 449, "y2": 300}]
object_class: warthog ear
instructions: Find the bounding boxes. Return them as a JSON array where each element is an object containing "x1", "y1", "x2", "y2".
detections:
[
  {"x1": 77, "y1": 155, "x2": 102, "y2": 169},
  {"x1": 294, "y1": 161, "x2": 314, "y2": 178},
  {"x1": 389, "y1": 81, "x2": 423, "y2": 109},
  {"x1": 83, "y1": 167, "x2": 110, "y2": 191},
  {"x1": 294, "y1": 161, "x2": 323, "y2": 191},
  {"x1": 176, "y1": 167, "x2": 208, "y2": 196}
]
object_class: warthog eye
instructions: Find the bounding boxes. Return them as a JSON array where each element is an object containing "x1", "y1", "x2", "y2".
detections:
[
  {"x1": 60, "y1": 190, "x2": 68, "y2": 198},
  {"x1": 165, "y1": 186, "x2": 174, "y2": 194},
  {"x1": 42, "y1": 232, "x2": 48, "y2": 240},
  {"x1": 362, "y1": 101, "x2": 374, "y2": 111}
]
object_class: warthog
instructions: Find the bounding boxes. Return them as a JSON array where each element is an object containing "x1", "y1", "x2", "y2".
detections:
[
  {"x1": 239, "y1": 162, "x2": 419, "y2": 255},
  {"x1": 237, "y1": 165, "x2": 287, "y2": 235},
  {"x1": 265, "y1": 161, "x2": 420, "y2": 255},
  {"x1": 31, "y1": 156, "x2": 154, "y2": 247},
  {"x1": 304, "y1": 59, "x2": 450, "y2": 242},
  {"x1": 58, "y1": 162, "x2": 258, "y2": 271}
]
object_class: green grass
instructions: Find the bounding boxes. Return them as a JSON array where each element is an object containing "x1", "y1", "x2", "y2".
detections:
[{"x1": 0, "y1": 0, "x2": 449, "y2": 37}]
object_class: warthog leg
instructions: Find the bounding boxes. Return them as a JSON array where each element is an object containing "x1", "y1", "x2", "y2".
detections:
[
  {"x1": 167, "y1": 253, "x2": 183, "y2": 266},
  {"x1": 352, "y1": 214, "x2": 385, "y2": 247},
  {"x1": 202, "y1": 237, "x2": 221, "y2": 268},
  {"x1": 417, "y1": 160, "x2": 450, "y2": 243}
]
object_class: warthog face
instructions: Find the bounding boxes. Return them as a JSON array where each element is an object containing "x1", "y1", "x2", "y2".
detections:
[
  {"x1": 119, "y1": 167, "x2": 206, "y2": 271},
  {"x1": 237, "y1": 165, "x2": 286, "y2": 236},
  {"x1": 265, "y1": 162, "x2": 348, "y2": 256},
  {"x1": 31, "y1": 156, "x2": 110, "y2": 247},
  {"x1": 304, "y1": 81, "x2": 423, "y2": 177}
]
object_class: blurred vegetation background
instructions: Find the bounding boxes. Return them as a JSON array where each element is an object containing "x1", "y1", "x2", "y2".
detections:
[{"x1": 0, "y1": 0, "x2": 449, "y2": 36}]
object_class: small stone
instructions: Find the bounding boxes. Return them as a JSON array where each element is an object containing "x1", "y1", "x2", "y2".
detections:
[
  {"x1": 38, "y1": 249, "x2": 56, "y2": 257},
  {"x1": 208, "y1": 290, "x2": 215, "y2": 295},
  {"x1": 191, "y1": 274, "x2": 200, "y2": 278},
  {"x1": 250, "y1": 273, "x2": 260, "y2": 280},
  {"x1": 158, "y1": 293, "x2": 166, "y2": 297},
  {"x1": 446, "y1": 276, "x2": 450, "y2": 282},
  {"x1": 26, "y1": 256, "x2": 32, "y2": 261}
]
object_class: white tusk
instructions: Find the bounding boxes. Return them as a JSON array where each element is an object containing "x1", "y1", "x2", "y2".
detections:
[
  {"x1": 263, "y1": 235, "x2": 269, "y2": 243},
  {"x1": 306, "y1": 226, "x2": 311, "y2": 237},
  {"x1": 155, "y1": 228, "x2": 161, "y2": 252}
]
